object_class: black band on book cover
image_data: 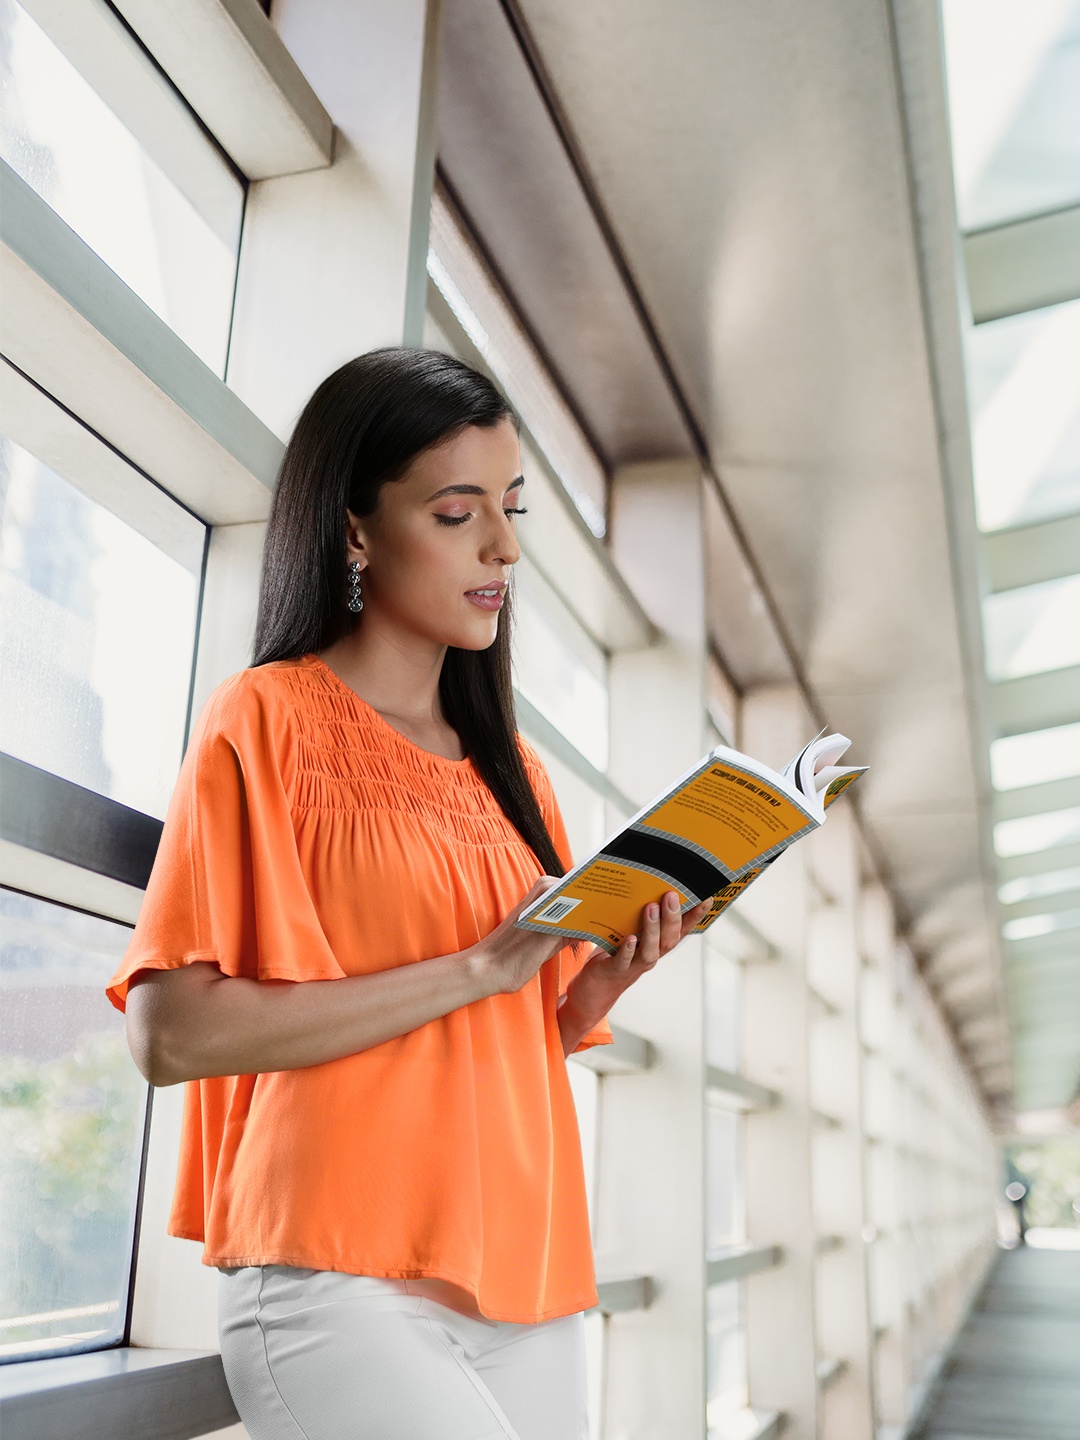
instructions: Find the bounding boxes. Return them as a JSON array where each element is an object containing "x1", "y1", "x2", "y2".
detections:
[{"x1": 601, "y1": 830, "x2": 726, "y2": 901}]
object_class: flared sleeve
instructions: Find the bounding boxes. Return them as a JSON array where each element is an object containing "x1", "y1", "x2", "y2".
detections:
[{"x1": 106, "y1": 669, "x2": 346, "y2": 1011}]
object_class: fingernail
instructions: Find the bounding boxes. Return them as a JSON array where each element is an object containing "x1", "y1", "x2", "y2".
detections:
[
  {"x1": 626, "y1": 934, "x2": 637, "y2": 950},
  {"x1": 665, "y1": 892, "x2": 680, "y2": 910},
  {"x1": 647, "y1": 903, "x2": 659, "y2": 921}
]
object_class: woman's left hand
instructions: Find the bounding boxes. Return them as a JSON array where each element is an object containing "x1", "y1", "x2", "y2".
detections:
[{"x1": 556, "y1": 890, "x2": 711, "y2": 1056}]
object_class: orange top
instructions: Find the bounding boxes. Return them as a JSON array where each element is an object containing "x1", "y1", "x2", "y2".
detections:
[{"x1": 106, "y1": 654, "x2": 612, "y2": 1323}]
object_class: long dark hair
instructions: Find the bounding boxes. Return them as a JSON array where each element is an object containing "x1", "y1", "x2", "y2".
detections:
[{"x1": 252, "y1": 347, "x2": 564, "y2": 877}]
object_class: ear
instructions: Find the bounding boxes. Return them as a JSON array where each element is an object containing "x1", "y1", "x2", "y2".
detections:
[{"x1": 344, "y1": 508, "x2": 370, "y2": 570}]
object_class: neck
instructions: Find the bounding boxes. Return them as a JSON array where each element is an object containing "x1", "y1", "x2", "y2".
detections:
[{"x1": 317, "y1": 618, "x2": 449, "y2": 729}]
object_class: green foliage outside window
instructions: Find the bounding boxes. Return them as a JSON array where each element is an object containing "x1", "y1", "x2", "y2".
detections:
[{"x1": 1004, "y1": 1139, "x2": 1080, "y2": 1229}]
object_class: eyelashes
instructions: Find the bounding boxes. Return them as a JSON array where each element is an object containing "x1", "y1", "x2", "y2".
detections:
[{"x1": 434, "y1": 507, "x2": 528, "y2": 527}]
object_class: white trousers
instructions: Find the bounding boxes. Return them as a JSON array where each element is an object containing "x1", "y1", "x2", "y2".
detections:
[{"x1": 217, "y1": 1266, "x2": 589, "y2": 1440}]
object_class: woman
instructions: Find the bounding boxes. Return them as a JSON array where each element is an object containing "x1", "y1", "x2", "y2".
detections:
[{"x1": 108, "y1": 348, "x2": 707, "y2": 1440}]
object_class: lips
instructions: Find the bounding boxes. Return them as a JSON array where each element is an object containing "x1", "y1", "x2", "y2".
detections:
[{"x1": 465, "y1": 583, "x2": 506, "y2": 611}]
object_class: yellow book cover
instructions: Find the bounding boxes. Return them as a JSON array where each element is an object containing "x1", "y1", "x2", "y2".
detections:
[{"x1": 517, "y1": 733, "x2": 866, "y2": 953}]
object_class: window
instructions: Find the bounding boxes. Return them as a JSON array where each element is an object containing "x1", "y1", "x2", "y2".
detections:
[
  {"x1": 706, "y1": 1280, "x2": 747, "y2": 1438},
  {"x1": 0, "y1": 378, "x2": 205, "y2": 1361},
  {"x1": 0, "y1": 417, "x2": 205, "y2": 818},
  {"x1": 994, "y1": 806, "x2": 1080, "y2": 858},
  {"x1": 513, "y1": 559, "x2": 609, "y2": 775},
  {"x1": 0, "y1": 890, "x2": 144, "y2": 1359},
  {"x1": 942, "y1": 0, "x2": 1080, "y2": 231},
  {"x1": 990, "y1": 723, "x2": 1080, "y2": 790},
  {"x1": 0, "y1": 0, "x2": 244, "y2": 372},
  {"x1": 704, "y1": 930, "x2": 749, "y2": 1438},
  {"x1": 965, "y1": 299, "x2": 1080, "y2": 533},
  {"x1": 983, "y1": 575, "x2": 1080, "y2": 681}
]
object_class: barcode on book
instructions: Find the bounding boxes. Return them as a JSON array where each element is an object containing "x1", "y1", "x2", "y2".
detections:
[{"x1": 533, "y1": 896, "x2": 582, "y2": 924}]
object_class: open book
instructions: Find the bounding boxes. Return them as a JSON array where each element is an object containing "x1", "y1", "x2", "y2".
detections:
[{"x1": 516, "y1": 732, "x2": 866, "y2": 953}]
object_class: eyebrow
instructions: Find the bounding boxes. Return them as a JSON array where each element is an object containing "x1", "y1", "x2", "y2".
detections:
[{"x1": 426, "y1": 476, "x2": 525, "y2": 502}]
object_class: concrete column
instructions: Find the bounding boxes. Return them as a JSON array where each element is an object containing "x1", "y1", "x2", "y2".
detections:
[
  {"x1": 858, "y1": 882, "x2": 908, "y2": 1432},
  {"x1": 597, "y1": 459, "x2": 709, "y2": 1440},
  {"x1": 805, "y1": 807, "x2": 875, "y2": 1439},
  {"x1": 226, "y1": 0, "x2": 441, "y2": 437},
  {"x1": 737, "y1": 684, "x2": 819, "y2": 1439}
]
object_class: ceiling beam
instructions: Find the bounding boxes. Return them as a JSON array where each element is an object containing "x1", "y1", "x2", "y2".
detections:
[
  {"x1": 1004, "y1": 932, "x2": 1080, "y2": 965},
  {"x1": 983, "y1": 512, "x2": 1080, "y2": 594},
  {"x1": 991, "y1": 666, "x2": 1080, "y2": 737},
  {"x1": 108, "y1": 0, "x2": 334, "y2": 179},
  {"x1": 0, "y1": 161, "x2": 282, "y2": 523},
  {"x1": 997, "y1": 841, "x2": 1080, "y2": 883},
  {"x1": 994, "y1": 775, "x2": 1080, "y2": 824},
  {"x1": 1002, "y1": 888, "x2": 1080, "y2": 923},
  {"x1": 964, "y1": 203, "x2": 1080, "y2": 324}
]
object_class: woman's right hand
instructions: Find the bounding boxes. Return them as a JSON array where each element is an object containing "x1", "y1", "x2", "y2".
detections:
[{"x1": 468, "y1": 876, "x2": 568, "y2": 997}]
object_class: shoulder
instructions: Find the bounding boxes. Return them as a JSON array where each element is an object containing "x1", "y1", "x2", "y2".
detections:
[{"x1": 189, "y1": 659, "x2": 310, "y2": 752}]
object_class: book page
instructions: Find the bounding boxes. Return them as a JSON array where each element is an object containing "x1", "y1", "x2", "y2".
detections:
[
  {"x1": 641, "y1": 758, "x2": 816, "y2": 877},
  {"x1": 520, "y1": 860, "x2": 693, "y2": 954},
  {"x1": 692, "y1": 866, "x2": 766, "y2": 932},
  {"x1": 821, "y1": 767, "x2": 867, "y2": 808}
]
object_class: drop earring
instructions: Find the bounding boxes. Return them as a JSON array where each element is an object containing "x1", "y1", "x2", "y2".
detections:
[{"x1": 347, "y1": 561, "x2": 364, "y2": 613}]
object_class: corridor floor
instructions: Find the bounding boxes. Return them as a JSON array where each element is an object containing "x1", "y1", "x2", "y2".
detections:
[{"x1": 915, "y1": 1245, "x2": 1080, "y2": 1440}]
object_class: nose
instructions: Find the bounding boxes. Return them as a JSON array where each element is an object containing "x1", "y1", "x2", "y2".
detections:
[{"x1": 481, "y1": 507, "x2": 522, "y2": 569}]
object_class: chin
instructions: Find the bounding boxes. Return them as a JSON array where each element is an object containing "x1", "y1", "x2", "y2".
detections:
[
  {"x1": 442, "y1": 616, "x2": 500, "y2": 652},
  {"x1": 451, "y1": 628, "x2": 499, "y2": 653}
]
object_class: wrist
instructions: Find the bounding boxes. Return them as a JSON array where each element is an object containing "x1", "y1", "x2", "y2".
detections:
[
  {"x1": 461, "y1": 942, "x2": 502, "y2": 1001},
  {"x1": 557, "y1": 982, "x2": 599, "y2": 1039}
]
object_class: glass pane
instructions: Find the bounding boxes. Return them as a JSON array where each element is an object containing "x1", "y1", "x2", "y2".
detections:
[
  {"x1": 0, "y1": 430, "x2": 204, "y2": 818},
  {"x1": 994, "y1": 806, "x2": 1080, "y2": 857},
  {"x1": 0, "y1": 0, "x2": 243, "y2": 372},
  {"x1": 582, "y1": 1308, "x2": 605, "y2": 1440},
  {"x1": 999, "y1": 866, "x2": 1080, "y2": 905},
  {"x1": 943, "y1": 0, "x2": 1080, "y2": 230},
  {"x1": 513, "y1": 558, "x2": 609, "y2": 772},
  {"x1": 0, "y1": 889, "x2": 145, "y2": 1360},
  {"x1": 966, "y1": 301, "x2": 1080, "y2": 532},
  {"x1": 704, "y1": 942, "x2": 741, "y2": 1071},
  {"x1": 1003, "y1": 907, "x2": 1080, "y2": 940},
  {"x1": 526, "y1": 734, "x2": 607, "y2": 863},
  {"x1": 706, "y1": 1105, "x2": 742, "y2": 1249},
  {"x1": 983, "y1": 574, "x2": 1080, "y2": 679},
  {"x1": 705, "y1": 1280, "x2": 747, "y2": 1434},
  {"x1": 567, "y1": 1061, "x2": 599, "y2": 1229},
  {"x1": 990, "y1": 723, "x2": 1080, "y2": 789}
]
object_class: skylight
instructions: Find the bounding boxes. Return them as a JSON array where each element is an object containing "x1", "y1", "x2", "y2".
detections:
[
  {"x1": 942, "y1": 0, "x2": 1080, "y2": 230},
  {"x1": 1003, "y1": 908, "x2": 1080, "y2": 940},
  {"x1": 991, "y1": 722, "x2": 1080, "y2": 789},
  {"x1": 999, "y1": 866, "x2": 1080, "y2": 904},
  {"x1": 965, "y1": 299, "x2": 1080, "y2": 533},
  {"x1": 994, "y1": 806, "x2": 1080, "y2": 857},
  {"x1": 983, "y1": 575, "x2": 1080, "y2": 680}
]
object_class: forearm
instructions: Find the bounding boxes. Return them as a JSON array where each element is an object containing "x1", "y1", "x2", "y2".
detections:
[{"x1": 129, "y1": 948, "x2": 494, "y2": 1086}]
